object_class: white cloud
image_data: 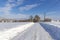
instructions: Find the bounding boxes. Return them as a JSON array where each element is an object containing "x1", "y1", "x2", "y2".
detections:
[
  {"x1": 0, "y1": 4, "x2": 11, "y2": 16},
  {"x1": 8, "y1": 0, "x2": 24, "y2": 6},
  {"x1": 0, "y1": 0, "x2": 25, "y2": 14},
  {"x1": 0, "y1": 6, "x2": 28, "y2": 19},
  {"x1": 0, "y1": 13, "x2": 29, "y2": 19},
  {"x1": 0, "y1": 0, "x2": 27, "y2": 19},
  {"x1": 19, "y1": 4, "x2": 39, "y2": 11},
  {"x1": 44, "y1": 11, "x2": 60, "y2": 20},
  {"x1": 0, "y1": 5, "x2": 29, "y2": 19}
]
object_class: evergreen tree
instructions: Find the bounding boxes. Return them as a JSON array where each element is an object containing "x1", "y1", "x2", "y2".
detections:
[{"x1": 33, "y1": 15, "x2": 40, "y2": 22}]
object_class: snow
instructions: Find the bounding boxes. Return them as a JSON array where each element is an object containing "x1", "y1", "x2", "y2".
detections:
[
  {"x1": 11, "y1": 23, "x2": 53, "y2": 40},
  {"x1": 44, "y1": 22, "x2": 60, "y2": 28},
  {"x1": 0, "y1": 22, "x2": 53, "y2": 40},
  {"x1": 40, "y1": 22, "x2": 60, "y2": 40},
  {"x1": 0, "y1": 22, "x2": 34, "y2": 40},
  {"x1": 0, "y1": 22, "x2": 30, "y2": 31}
]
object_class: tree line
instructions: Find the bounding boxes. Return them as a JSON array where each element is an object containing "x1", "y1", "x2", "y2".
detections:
[{"x1": 29, "y1": 15, "x2": 40, "y2": 22}]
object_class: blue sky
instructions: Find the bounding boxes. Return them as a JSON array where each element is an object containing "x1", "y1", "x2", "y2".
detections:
[{"x1": 0, "y1": 0, "x2": 60, "y2": 20}]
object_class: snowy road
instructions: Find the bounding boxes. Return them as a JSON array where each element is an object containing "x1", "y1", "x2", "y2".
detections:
[
  {"x1": 12, "y1": 23, "x2": 53, "y2": 40},
  {"x1": 0, "y1": 22, "x2": 55, "y2": 40}
]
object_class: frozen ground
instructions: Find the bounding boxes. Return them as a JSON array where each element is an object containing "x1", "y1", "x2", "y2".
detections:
[
  {"x1": 0, "y1": 22, "x2": 53, "y2": 40},
  {"x1": 40, "y1": 22, "x2": 60, "y2": 40}
]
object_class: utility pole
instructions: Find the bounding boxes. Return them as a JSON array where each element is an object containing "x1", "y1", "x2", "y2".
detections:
[{"x1": 44, "y1": 12, "x2": 46, "y2": 21}]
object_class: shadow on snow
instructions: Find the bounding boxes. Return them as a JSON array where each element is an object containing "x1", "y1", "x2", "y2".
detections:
[{"x1": 40, "y1": 23, "x2": 60, "y2": 40}]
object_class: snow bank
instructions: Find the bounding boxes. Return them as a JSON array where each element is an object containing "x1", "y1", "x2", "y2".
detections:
[
  {"x1": 43, "y1": 22, "x2": 60, "y2": 28},
  {"x1": 40, "y1": 23, "x2": 60, "y2": 40},
  {"x1": 0, "y1": 22, "x2": 30, "y2": 31},
  {"x1": 0, "y1": 22, "x2": 34, "y2": 40}
]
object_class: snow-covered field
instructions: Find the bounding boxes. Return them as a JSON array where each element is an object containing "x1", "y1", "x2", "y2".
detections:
[
  {"x1": 0, "y1": 22, "x2": 34, "y2": 40},
  {"x1": 0, "y1": 22, "x2": 60, "y2": 40}
]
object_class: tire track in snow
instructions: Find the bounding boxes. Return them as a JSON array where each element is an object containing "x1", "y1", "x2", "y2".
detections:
[{"x1": 12, "y1": 23, "x2": 53, "y2": 40}]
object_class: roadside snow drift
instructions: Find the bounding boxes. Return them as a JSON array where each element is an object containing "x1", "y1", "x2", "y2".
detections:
[
  {"x1": 0, "y1": 22, "x2": 34, "y2": 40},
  {"x1": 40, "y1": 22, "x2": 60, "y2": 40}
]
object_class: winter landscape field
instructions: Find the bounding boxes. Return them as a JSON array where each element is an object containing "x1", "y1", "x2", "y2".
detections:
[
  {"x1": 0, "y1": 0, "x2": 60, "y2": 40},
  {"x1": 0, "y1": 22, "x2": 60, "y2": 40}
]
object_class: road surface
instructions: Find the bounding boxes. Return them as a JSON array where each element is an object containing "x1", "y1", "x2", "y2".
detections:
[{"x1": 0, "y1": 22, "x2": 54, "y2": 40}]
